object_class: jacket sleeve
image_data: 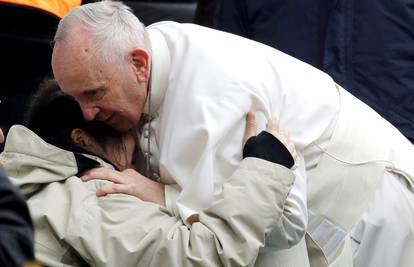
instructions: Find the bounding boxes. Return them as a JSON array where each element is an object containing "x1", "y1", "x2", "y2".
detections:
[
  {"x1": 164, "y1": 132, "x2": 307, "y2": 250},
  {"x1": 242, "y1": 131, "x2": 307, "y2": 249},
  {"x1": 263, "y1": 159, "x2": 307, "y2": 250},
  {"x1": 164, "y1": 160, "x2": 307, "y2": 252},
  {"x1": 41, "y1": 158, "x2": 295, "y2": 267}
]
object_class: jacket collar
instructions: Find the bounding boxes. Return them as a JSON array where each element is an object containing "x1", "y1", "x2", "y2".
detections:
[
  {"x1": 144, "y1": 28, "x2": 171, "y2": 116},
  {"x1": 1, "y1": 125, "x2": 112, "y2": 196}
]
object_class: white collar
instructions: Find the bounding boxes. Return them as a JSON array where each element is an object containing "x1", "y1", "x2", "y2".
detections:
[{"x1": 144, "y1": 28, "x2": 171, "y2": 116}]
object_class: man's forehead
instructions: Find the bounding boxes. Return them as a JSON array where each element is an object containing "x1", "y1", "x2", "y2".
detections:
[
  {"x1": 57, "y1": 71, "x2": 104, "y2": 93},
  {"x1": 53, "y1": 44, "x2": 100, "y2": 83},
  {"x1": 53, "y1": 39, "x2": 95, "y2": 65},
  {"x1": 53, "y1": 38, "x2": 115, "y2": 99}
]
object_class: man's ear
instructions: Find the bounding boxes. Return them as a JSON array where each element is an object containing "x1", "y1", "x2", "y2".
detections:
[
  {"x1": 130, "y1": 48, "x2": 150, "y2": 83},
  {"x1": 71, "y1": 128, "x2": 91, "y2": 148}
]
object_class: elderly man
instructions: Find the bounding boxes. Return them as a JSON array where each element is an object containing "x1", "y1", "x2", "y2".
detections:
[{"x1": 51, "y1": 1, "x2": 414, "y2": 267}]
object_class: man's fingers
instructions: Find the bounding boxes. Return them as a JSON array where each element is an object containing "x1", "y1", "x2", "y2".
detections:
[
  {"x1": 243, "y1": 112, "x2": 257, "y2": 145},
  {"x1": 278, "y1": 129, "x2": 289, "y2": 138},
  {"x1": 97, "y1": 184, "x2": 136, "y2": 197},
  {"x1": 82, "y1": 167, "x2": 124, "y2": 184},
  {"x1": 0, "y1": 129, "x2": 4, "y2": 144},
  {"x1": 266, "y1": 118, "x2": 279, "y2": 133},
  {"x1": 291, "y1": 149, "x2": 298, "y2": 161},
  {"x1": 287, "y1": 142, "x2": 298, "y2": 160},
  {"x1": 82, "y1": 167, "x2": 109, "y2": 181},
  {"x1": 122, "y1": 168, "x2": 144, "y2": 179}
]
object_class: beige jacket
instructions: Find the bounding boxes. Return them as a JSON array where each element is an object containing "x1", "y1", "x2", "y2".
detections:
[{"x1": 1, "y1": 125, "x2": 295, "y2": 267}]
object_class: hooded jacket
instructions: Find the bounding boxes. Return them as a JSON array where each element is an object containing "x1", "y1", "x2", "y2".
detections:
[{"x1": 1, "y1": 125, "x2": 295, "y2": 267}]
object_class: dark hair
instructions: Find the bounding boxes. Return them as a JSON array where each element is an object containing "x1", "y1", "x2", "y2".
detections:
[{"x1": 25, "y1": 79, "x2": 122, "y2": 155}]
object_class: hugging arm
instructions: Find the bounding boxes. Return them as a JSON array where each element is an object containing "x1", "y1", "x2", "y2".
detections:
[
  {"x1": 37, "y1": 157, "x2": 295, "y2": 267},
  {"x1": 37, "y1": 115, "x2": 297, "y2": 267},
  {"x1": 84, "y1": 114, "x2": 306, "y2": 250}
]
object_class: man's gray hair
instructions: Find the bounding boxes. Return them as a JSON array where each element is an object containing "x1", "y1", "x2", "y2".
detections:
[{"x1": 54, "y1": 0, "x2": 149, "y2": 63}]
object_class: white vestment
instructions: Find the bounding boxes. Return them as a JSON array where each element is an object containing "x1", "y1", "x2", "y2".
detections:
[{"x1": 139, "y1": 21, "x2": 414, "y2": 266}]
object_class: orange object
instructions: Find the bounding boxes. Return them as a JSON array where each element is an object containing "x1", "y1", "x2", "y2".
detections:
[
  {"x1": 0, "y1": 0, "x2": 81, "y2": 18},
  {"x1": 23, "y1": 262, "x2": 43, "y2": 267}
]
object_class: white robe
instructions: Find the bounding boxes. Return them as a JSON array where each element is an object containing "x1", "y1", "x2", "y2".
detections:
[
  {"x1": 141, "y1": 21, "x2": 337, "y2": 266},
  {"x1": 140, "y1": 21, "x2": 414, "y2": 266}
]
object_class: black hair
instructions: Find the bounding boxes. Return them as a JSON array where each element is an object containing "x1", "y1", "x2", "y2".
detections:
[{"x1": 25, "y1": 79, "x2": 123, "y2": 155}]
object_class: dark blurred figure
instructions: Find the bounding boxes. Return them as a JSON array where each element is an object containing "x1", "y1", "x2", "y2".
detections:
[
  {"x1": 113, "y1": 0, "x2": 197, "y2": 25},
  {"x1": 213, "y1": 0, "x2": 414, "y2": 143},
  {"x1": 0, "y1": 1, "x2": 81, "y2": 127},
  {"x1": 0, "y1": 167, "x2": 35, "y2": 267},
  {"x1": 194, "y1": 0, "x2": 215, "y2": 27}
]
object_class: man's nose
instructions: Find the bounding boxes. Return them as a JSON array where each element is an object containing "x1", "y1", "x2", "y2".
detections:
[{"x1": 80, "y1": 104, "x2": 100, "y2": 121}]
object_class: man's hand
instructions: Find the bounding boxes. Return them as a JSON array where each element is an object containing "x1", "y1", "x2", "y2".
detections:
[
  {"x1": 0, "y1": 129, "x2": 4, "y2": 144},
  {"x1": 81, "y1": 167, "x2": 165, "y2": 205}
]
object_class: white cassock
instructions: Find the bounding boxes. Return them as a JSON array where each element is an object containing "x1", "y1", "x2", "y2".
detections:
[{"x1": 138, "y1": 21, "x2": 414, "y2": 267}]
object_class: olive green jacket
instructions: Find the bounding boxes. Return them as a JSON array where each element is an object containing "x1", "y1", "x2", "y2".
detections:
[{"x1": 1, "y1": 125, "x2": 295, "y2": 267}]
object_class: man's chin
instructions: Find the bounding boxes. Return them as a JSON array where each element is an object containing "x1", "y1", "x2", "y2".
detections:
[
  {"x1": 110, "y1": 121, "x2": 135, "y2": 132},
  {"x1": 102, "y1": 114, "x2": 136, "y2": 132}
]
